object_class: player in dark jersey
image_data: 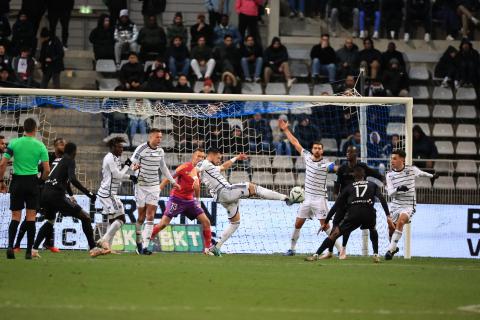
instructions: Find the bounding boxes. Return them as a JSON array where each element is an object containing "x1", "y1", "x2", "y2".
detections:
[
  {"x1": 146, "y1": 149, "x2": 213, "y2": 255},
  {"x1": 325, "y1": 145, "x2": 384, "y2": 259},
  {"x1": 306, "y1": 165, "x2": 392, "y2": 263},
  {"x1": 14, "y1": 138, "x2": 66, "y2": 253},
  {"x1": 31, "y1": 142, "x2": 108, "y2": 258}
]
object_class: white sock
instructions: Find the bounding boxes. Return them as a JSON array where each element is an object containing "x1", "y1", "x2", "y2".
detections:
[
  {"x1": 255, "y1": 186, "x2": 287, "y2": 201},
  {"x1": 142, "y1": 221, "x2": 154, "y2": 248},
  {"x1": 215, "y1": 221, "x2": 240, "y2": 249},
  {"x1": 388, "y1": 230, "x2": 403, "y2": 252},
  {"x1": 325, "y1": 226, "x2": 342, "y2": 253},
  {"x1": 290, "y1": 228, "x2": 301, "y2": 250},
  {"x1": 102, "y1": 220, "x2": 123, "y2": 244},
  {"x1": 135, "y1": 221, "x2": 142, "y2": 244}
]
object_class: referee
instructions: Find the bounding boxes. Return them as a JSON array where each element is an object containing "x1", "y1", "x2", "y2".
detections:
[{"x1": 0, "y1": 118, "x2": 50, "y2": 259}]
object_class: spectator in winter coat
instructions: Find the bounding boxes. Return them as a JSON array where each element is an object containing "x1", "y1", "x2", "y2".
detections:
[
  {"x1": 358, "y1": 37, "x2": 381, "y2": 80},
  {"x1": 214, "y1": 14, "x2": 241, "y2": 46},
  {"x1": 46, "y1": 0, "x2": 74, "y2": 48},
  {"x1": 89, "y1": 14, "x2": 115, "y2": 60},
  {"x1": 381, "y1": 42, "x2": 406, "y2": 71},
  {"x1": 138, "y1": 15, "x2": 167, "y2": 61},
  {"x1": 0, "y1": 0, "x2": 10, "y2": 19},
  {"x1": 273, "y1": 114, "x2": 292, "y2": 156},
  {"x1": 190, "y1": 36, "x2": 216, "y2": 80},
  {"x1": 12, "y1": 47, "x2": 36, "y2": 87},
  {"x1": 221, "y1": 70, "x2": 241, "y2": 94},
  {"x1": 382, "y1": 134, "x2": 400, "y2": 159},
  {"x1": 190, "y1": 14, "x2": 214, "y2": 49},
  {"x1": 342, "y1": 130, "x2": 362, "y2": 155},
  {"x1": 39, "y1": 28, "x2": 65, "y2": 89},
  {"x1": 358, "y1": 0, "x2": 381, "y2": 39},
  {"x1": 367, "y1": 131, "x2": 385, "y2": 172},
  {"x1": 20, "y1": 0, "x2": 46, "y2": 36},
  {"x1": 404, "y1": 0, "x2": 432, "y2": 42},
  {"x1": 114, "y1": 9, "x2": 139, "y2": 65},
  {"x1": 263, "y1": 37, "x2": 296, "y2": 88},
  {"x1": 382, "y1": 0, "x2": 404, "y2": 39},
  {"x1": 457, "y1": 38, "x2": 480, "y2": 87},
  {"x1": 0, "y1": 44, "x2": 12, "y2": 69},
  {"x1": 166, "y1": 36, "x2": 190, "y2": 79},
  {"x1": 248, "y1": 113, "x2": 272, "y2": 153},
  {"x1": 167, "y1": 12, "x2": 188, "y2": 46},
  {"x1": 235, "y1": 0, "x2": 264, "y2": 43},
  {"x1": 0, "y1": 63, "x2": 16, "y2": 87},
  {"x1": 214, "y1": 34, "x2": 241, "y2": 75},
  {"x1": 435, "y1": 46, "x2": 460, "y2": 88},
  {"x1": 294, "y1": 116, "x2": 320, "y2": 154},
  {"x1": 205, "y1": 0, "x2": 231, "y2": 27},
  {"x1": 142, "y1": 67, "x2": 173, "y2": 92},
  {"x1": 140, "y1": 0, "x2": 166, "y2": 25},
  {"x1": 103, "y1": 0, "x2": 127, "y2": 26},
  {"x1": 11, "y1": 11, "x2": 36, "y2": 56},
  {"x1": 145, "y1": 55, "x2": 168, "y2": 78},
  {"x1": 119, "y1": 52, "x2": 145, "y2": 86},
  {"x1": 240, "y1": 35, "x2": 263, "y2": 82},
  {"x1": 310, "y1": 33, "x2": 336, "y2": 82},
  {"x1": 175, "y1": 74, "x2": 193, "y2": 93},
  {"x1": 412, "y1": 125, "x2": 438, "y2": 169},
  {"x1": 382, "y1": 58, "x2": 409, "y2": 97},
  {"x1": 336, "y1": 38, "x2": 359, "y2": 80},
  {"x1": 0, "y1": 15, "x2": 11, "y2": 44},
  {"x1": 328, "y1": 0, "x2": 359, "y2": 37}
]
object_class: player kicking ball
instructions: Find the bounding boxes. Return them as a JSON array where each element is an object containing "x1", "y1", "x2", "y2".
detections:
[
  {"x1": 305, "y1": 165, "x2": 392, "y2": 263},
  {"x1": 278, "y1": 119, "x2": 341, "y2": 257},
  {"x1": 96, "y1": 137, "x2": 139, "y2": 252},
  {"x1": 384, "y1": 150, "x2": 439, "y2": 260},
  {"x1": 146, "y1": 149, "x2": 214, "y2": 254},
  {"x1": 197, "y1": 148, "x2": 296, "y2": 256}
]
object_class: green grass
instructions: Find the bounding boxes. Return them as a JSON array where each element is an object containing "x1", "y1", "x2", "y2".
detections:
[{"x1": 0, "y1": 251, "x2": 479, "y2": 320}]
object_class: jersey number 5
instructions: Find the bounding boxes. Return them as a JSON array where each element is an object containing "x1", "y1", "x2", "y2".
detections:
[{"x1": 354, "y1": 185, "x2": 368, "y2": 198}]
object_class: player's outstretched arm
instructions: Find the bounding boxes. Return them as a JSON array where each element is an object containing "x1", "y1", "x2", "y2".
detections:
[
  {"x1": 68, "y1": 159, "x2": 96, "y2": 200},
  {"x1": 159, "y1": 157, "x2": 178, "y2": 188},
  {"x1": 375, "y1": 185, "x2": 390, "y2": 217},
  {"x1": 278, "y1": 119, "x2": 304, "y2": 154},
  {"x1": 412, "y1": 166, "x2": 434, "y2": 178},
  {"x1": 160, "y1": 164, "x2": 184, "y2": 191},
  {"x1": 220, "y1": 153, "x2": 247, "y2": 171}
]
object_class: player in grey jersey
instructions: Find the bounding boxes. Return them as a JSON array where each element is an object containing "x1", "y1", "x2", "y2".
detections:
[{"x1": 384, "y1": 149, "x2": 438, "y2": 260}]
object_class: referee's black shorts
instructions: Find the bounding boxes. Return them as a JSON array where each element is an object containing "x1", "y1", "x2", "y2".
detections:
[
  {"x1": 339, "y1": 205, "x2": 376, "y2": 234},
  {"x1": 41, "y1": 189, "x2": 83, "y2": 219},
  {"x1": 9, "y1": 175, "x2": 39, "y2": 211}
]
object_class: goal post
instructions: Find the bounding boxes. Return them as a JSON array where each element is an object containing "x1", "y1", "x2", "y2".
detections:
[{"x1": 0, "y1": 88, "x2": 413, "y2": 257}]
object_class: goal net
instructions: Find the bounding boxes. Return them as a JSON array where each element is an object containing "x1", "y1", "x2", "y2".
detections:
[{"x1": 0, "y1": 88, "x2": 413, "y2": 257}]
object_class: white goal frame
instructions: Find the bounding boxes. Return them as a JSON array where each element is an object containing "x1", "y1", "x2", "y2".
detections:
[{"x1": 0, "y1": 88, "x2": 414, "y2": 259}]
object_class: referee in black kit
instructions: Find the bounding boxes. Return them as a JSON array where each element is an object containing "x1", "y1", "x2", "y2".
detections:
[{"x1": 0, "y1": 118, "x2": 50, "y2": 259}]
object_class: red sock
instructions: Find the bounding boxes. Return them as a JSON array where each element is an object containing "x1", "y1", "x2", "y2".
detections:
[
  {"x1": 203, "y1": 227, "x2": 212, "y2": 248},
  {"x1": 150, "y1": 224, "x2": 161, "y2": 240}
]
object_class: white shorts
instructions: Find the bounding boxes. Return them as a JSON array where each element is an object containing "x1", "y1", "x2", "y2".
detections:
[
  {"x1": 390, "y1": 205, "x2": 415, "y2": 223},
  {"x1": 297, "y1": 197, "x2": 329, "y2": 220},
  {"x1": 99, "y1": 195, "x2": 125, "y2": 220},
  {"x1": 217, "y1": 183, "x2": 249, "y2": 219},
  {"x1": 135, "y1": 185, "x2": 160, "y2": 207}
]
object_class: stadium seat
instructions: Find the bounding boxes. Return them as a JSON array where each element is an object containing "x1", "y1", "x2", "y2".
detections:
[
  {"x1": 252, "y1": 171, "x2": 274, "y2": 185},
  {"x1": 456, "y1": 177, "x2": 478, "y2": 190},
  {"x1": 229, "y1": 171, "x2": 250, "y2": 184},
  {"x1": 313, "y1": 83, "x2": 334, "y2": 96},
  {"x1": 435, "y1": 141, "x2": 454, "y2": 155},
  {"x1": 289, "y1": 83, "x2": 310, "y2": 96},
  {"x1": 432, "y1": 87, "x2": 453, "y2": 100},
  {"x1": 241, "y1": 83, "x2": 262, "y2": 95},
  {"x1": 164, "y1": 153, "x2": 179, "y2": 167},
  {"x1": 159, "y1": 134, "x2": 175, "y2": 149},
  {"x1": 0, "y1": 114, "x2": 18, "y2": 127},
  {"x1": 273, "y1": 172, "x2": 295, "y2": 186},
  {"x1": 432, "y1": 124, "x2": 454, "y2": 137},
  {"x1": 265, "y1": 83, "x2": 287, "y2": 95},
  {"x1": 151, "y1": 117, "x2": 174, "y2": 131},
  {"x1": 131, "y1": 134, "x2": 148, "y2": 147},
  {"x1": 95, "y1": 59, "x2": 116, "y2": 73},
  {"x1": 433, "y1": 161, "x2": 453, "y2": 173},
  {"x1": 413, "y1": 104, "x2": 430, "y2": 118},
  {"x1": 193, "y1": 81, "x2": 204, "y2": 93},
  {"x1": 272, "y1": 156, "x2": 294, "y2": 169},
  {"x1": 119, "y1": 60, "x2": 128, "y2": 69},
  {"x1": 250, "y1": 156, "x2": 272, "y2": 169},
  {"x1": 144, "y1": 60, "x2": 155, "y2": 72},
  {"x1": 416, "y1": 176, "x2": 432, "y2": 189},
  {"x1": 294, "y1": 156, "x2": 305, "y2": 170},
  {"x1": 456, "y1": 160, "x2": 478, "y2": 174},
  {"x1": 408, "y1": 65, "x2": 430, "y2": 81},
  {"x1": 455, "y1": 124, "x2": 477, "y2": 138},
  {"x1": 433, "y1": 176, "x2": 455, "y2": 189},
  {"x1": 290, "y1": 61, "x2": 309, "y2": 78},
  {"x1": 414, "y1": 123, "x2": 431, "y2": 136},
  {"x1": 410, "y1": 86, "x2": 430, "y2": 99},
  {"x1": 97, "y1": 78, "x2": 120, "y2": 91},
  {"x1": 296, "y1": 172, "x2": 305, "y2": 185},
  {"x1": 455, "y1": 87, "x2": 477, "y2": 101},
  {"x1": 456, "y1": 141, "x2": 478, "y2": 155},
  {"x1": 386, "y1": 122, "x2": 404, "y2": 136},
  {"x1": 432, "y1": 105, "x2": 453, "y2": 118},
  {"x1": 456, "y1": 105, "x2": 477, "y2": 119},
  {"x1": 389, "y1": 104, "x2": 406, "y2": 118},
  {"x1": 321, "y1": 138, "x2": 338, "y2": 153}
]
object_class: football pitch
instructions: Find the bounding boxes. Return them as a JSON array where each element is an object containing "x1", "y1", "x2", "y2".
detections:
[{"x1": 0, "y1": 251, "x2": 479, "y2": 320}]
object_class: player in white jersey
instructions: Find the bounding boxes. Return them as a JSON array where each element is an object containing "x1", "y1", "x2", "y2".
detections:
[
  {"x1": 278, "y1": 119, "x2": 342, "y2": 257},
  {"x1": 96, "y1": 137, "x2": 139, "y2": 251},
  {"x1": 130, "y1": 128, "x2": 180, "y2": 255},
  {"x1": 384, "y1": 149, "x2": 439, "y2": 260},
  {"x1": 197, "y1": 148, "x2": 294, "y2": 256}
]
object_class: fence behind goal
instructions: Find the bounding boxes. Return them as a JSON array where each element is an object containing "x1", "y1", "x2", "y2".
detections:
[{"x1": 0, "y1": 88, "x2": 413, "y2": 256}]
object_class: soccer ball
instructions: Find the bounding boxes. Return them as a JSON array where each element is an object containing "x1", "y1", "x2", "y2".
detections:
[{"x1": 289, "y1": 186, "x2": 305, "y2": 203}]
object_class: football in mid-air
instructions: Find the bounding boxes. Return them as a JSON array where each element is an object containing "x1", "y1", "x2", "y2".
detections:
[{"x1": 289, "y1": 186, "x2": 305, "y2": 203}]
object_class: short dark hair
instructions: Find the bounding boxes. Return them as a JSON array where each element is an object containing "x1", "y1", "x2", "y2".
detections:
[
  {"x1": 23, "y1": 118, "x2": 37, "y2": 133},
  {"x1": 194, "y1": 148, "x2": 205, "y2": 153},
  {"x1": 149, "y1": 128, "x2": 161, "y2": 134},
  {"x1": 321, "y1": 33, "x2": 330, "y2": 38},
  {"x1": 312, "y1": 141, "x2": 323, "y2": 148},
  {"x1": 207, "y1": 147, "x2": 221, "y2": 154},
  {"x1": 245, "y1": 35, "x2": 254, "y2": 41},
  {"x1": 392, "y1": 149, "x2": 406, "y2": 158},
  {"x1": 64, "y1": 142, "x2": 77, "y2": 156},
  {"x1": 53, "y1": 137, "x2": 65, "y2": 146},
  {"x1": 0, "y1": 135, "x2": 4, "y2": 140},
  {"x1": 107, "y1": 136, "x2": 126, "y2": 149},
  {"x1": 391, "y1": 134, "x2": 400, "y2": 139},
  {"x1": 224, "y1": 34, "x2": 233, "y2": 40}
]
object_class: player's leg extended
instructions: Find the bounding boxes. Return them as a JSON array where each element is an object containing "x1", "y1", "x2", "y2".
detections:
[
  {"x1": 319, "y1": 219, "x2": 342, "y2": 259},
  {"x1": 285, "y1": 217, "x2": 306, "y2": 256},
  {"x1": 248, "y1": 183, "x2": 289, "y2": 202},
  {"x1": 386, "y1": 212, "x2": 409, "y2": 260},
  {"x1": 213, "y1": 209, "x2": 241, "y2": 254},
  {"x1": 150, "y1": 214, "x2": 172, "y2": 241},
  {"x1": 99, "y1": 216, "x2": 125, "y2": 250},
  {"x1": 306, "y1": 227, "x2": 343, "y2": 261},
  {"x1": 6, "y1": 211, "x2": 22, "y2": 259}
]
